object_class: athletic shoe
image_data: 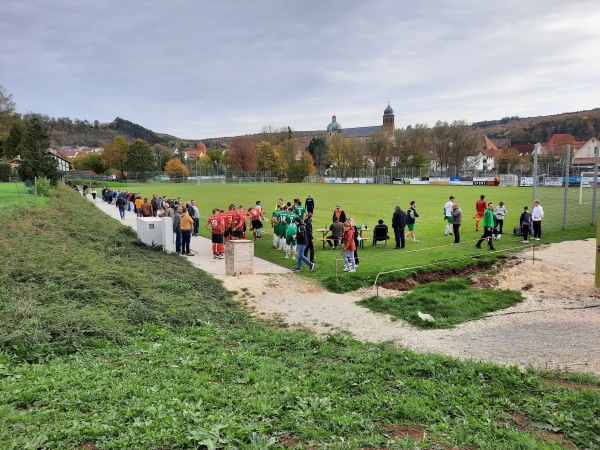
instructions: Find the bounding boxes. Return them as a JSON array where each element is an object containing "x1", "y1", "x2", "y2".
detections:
[
  {"x1": 522, "y1": 240, "x2": 529, "y2": 243},
  {"x1": 343, "y1": 266, "x2": 350, "y2": 272},
  {"x1": 213, "y1": 255, "x2": 218, "y2": 259},
  {"x1": 449, "y1": 233, "x2": 453, "y2": 235},
  {"x1": 413, "y1": 239, "x2": 419, "y2": 243},
  {"x1": 310, "y1": 262, "x2": 316, "y2": 272},
  {"x1": 490, "y1": 248, "x2": 496, "y2": 251},
  {"x1": 497, "y1": 235, "x2": 502, "y2": 240},
  {"x1": 450, "y1": 242, "x2": 459, "y2": 245},
  {"x1": 444, "y1": 233, "x2": 449, "y2": 236},
  {"x1": 291, "y1": 268, "x2": 300, "y2": 272},
  {"x1": 535, "y1": 238, "x2": 540, "y2": 241},
  {"x1": 284, "y1": 256, "x2": 289, "y2": 259},
  {"x1": 218, "y1": 254, "x2": 224, "y2": 259},
  {"x1": 349, "y1": 269, "x2": 356, "y2": 272},
  {"x1": 475, "y1": 245, "x2": 481, "y2": 249},
  {"x1": 331, "y1": 246, "x2": 337, "y2": 250}
]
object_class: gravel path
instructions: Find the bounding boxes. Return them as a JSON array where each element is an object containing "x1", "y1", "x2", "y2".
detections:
[{"x1": 91, "y1": 197, "x2": 600, "y2": 376}]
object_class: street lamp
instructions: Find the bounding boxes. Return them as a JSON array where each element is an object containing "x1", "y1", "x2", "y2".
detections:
[{"x1": 214, "y1": 160, "x2": 218, "y2": 176}]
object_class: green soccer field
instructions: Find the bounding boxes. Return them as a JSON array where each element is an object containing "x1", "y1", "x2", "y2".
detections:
[{"x1": 101, "y1": 182, "x2": 597, "y2": 291}]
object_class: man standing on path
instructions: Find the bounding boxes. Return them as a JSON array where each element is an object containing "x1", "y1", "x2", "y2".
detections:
[
  {"x1": 140, "y1": 198, "x2": 154, "y2": 217},
  {"x1": 392, "y1": 205, "x2": 407, "y2": 249},
  {"x1": 173, "y1": 206, "x2": 182, "y2": 254},
  {"x1": 475, "y1": 202, "x2": 496, "y2": 250},
  {"x1": 190, "y1": 200, "x2": 200, "y2": 236},
  {"x1": 305, "y1": 194, "x2": 315, "y2": 214},
  {"x1": 292, "y1": 217, "x2": 315, "y2": 272},
  {"x1": 151, "y1": 195, "x2": 160, "y2": 217},
  {"x1": 532, "y1": 199, "x2": 544, "y2": 241},
  {"x1": 180, "y1": 207, "x2": 194, "y2": 255},
  {"x1": 474, "y1": 194, "x2": 487, "y2": 232}
]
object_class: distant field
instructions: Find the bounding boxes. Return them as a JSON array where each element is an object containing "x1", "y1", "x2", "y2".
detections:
[
  {"x1": 107, "y1": 182, "x2": 596, "y2": 292},
  {"x1": 0, "y1": 182, "x2": 46, "y2": 210}
]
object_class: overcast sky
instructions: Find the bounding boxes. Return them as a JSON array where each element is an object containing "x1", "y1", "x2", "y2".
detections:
[{"x1": 1, "y1": 0, "x2": 599, "y2": 140}]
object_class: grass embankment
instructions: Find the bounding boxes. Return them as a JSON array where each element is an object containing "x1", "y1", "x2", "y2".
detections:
[{"x1": 1, "y1": 185, "x2": 598, "y2": 449}]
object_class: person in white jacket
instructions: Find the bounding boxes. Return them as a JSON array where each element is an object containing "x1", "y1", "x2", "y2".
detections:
[
  {"x1": 531, "y1": 199, "x2": 544, "y2": 240},
  {"x1": 494, "y1": 201, "x2": 508, "y2": 239}
]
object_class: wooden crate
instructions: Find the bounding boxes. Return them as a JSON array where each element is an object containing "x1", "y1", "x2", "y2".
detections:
[{"x1": 225, "y1": 239, "x2": 254, "y2": 275}]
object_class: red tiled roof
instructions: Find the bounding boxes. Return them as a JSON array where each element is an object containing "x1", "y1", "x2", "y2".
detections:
[
  {"x1": 483, "y1": 136, "x2": 498, "y2": 150},
  {"x1": 545, "y1": 134, "x2": 586, "y2": 155},
  {"x1": 513, "y1": 144, "x2": 535, "y2": 154}
]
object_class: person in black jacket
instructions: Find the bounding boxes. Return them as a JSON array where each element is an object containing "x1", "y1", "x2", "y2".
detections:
[
  {"x1": 305, "y1": 195, "x2": 315, "y2": 214},
  {"x1": 405, "y1": 200, "x2": 420, "y2": 243},
  {"x1": 303, "y1": 213, "x2": 315, "y2": 263},
  {"x1": 292, "y1": 217, "x2": 315, "y2": 272},
  {"x1": 392, "y1": 205, "x2": 407, "y2": 249}
]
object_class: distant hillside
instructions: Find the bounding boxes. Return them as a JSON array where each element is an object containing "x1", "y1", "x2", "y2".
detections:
[
  {"x1": 44, "y1": 116, "x2": 193, "y2": 148},
  {"x1": 44, "y1": 108, "x2": 600, "y2": 149},
  {"x1": 473, "y1": 108, "x2": 600, "y2": 142}
]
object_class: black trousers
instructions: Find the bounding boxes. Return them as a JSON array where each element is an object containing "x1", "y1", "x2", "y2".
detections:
[
  {"x1": 476, "y1": 227, "x2": 495, "y2": 249},
  {"x1": 452, "y1": 223, "x2": 461, "y2": 243},
  {"x1": 303, "y1": 240, "x2": 315, "y2": 262},
  {"x1": 533, "y1": 221, "x2": 542, "y2": 239},
  {"x1": 394, "y1": 227, "x2": 405, "y2": 248}
]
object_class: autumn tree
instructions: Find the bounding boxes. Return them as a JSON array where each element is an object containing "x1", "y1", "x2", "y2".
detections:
[
  {"x1": 447, "y1": 120, "x2": 481, "y2": 175},
  {"x1": 73, "y1": 152, "x2": 107, "y2": 174},
  {"x1": 126, "y1": 139, "x2": 155, "y2": 179},
  {"x1": 285, "y1": 152, "x2": 315, "y2": 182},
  {"x1": 256, "y1": 141, "x2": 285, "y2": 173},
  {"x1": 365, "y1": 131, "x2": 392, "y2": 169},
  {"x1": 306, "y1": 137, "x2": 329, "y2": 171},
  {"x1": 102, "y1": 136, "x2": 129, "y2": 173},
  {"x1": 227, "y1": 136, "x2": 257, "y2": 171},
  {"x1": 393, "y1": 124, "x2": 431, "y2": 171},
  {"x1": 276, "y1": 138, "x2": 302, "y2": 168},
  {"x1": 430, "y1": 121, "x2": 480, "y2": 176},
  {"x1": 495, "y1": 147, "x2": 523, "y2": 174},
  {"x1": 165, "y1": 158, "x2": 190, "y2": 181},
  {"x1": 327, "y1": 133, "x2": 350, "y2": 175},
  {"x1": 346, "y1": 138, "x2": 367, "y2": 172},
  {"x1": 152, "y1": 143, "x2": 173, "y2": 171}
]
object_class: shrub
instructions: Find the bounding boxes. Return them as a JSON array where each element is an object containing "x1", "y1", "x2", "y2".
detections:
[
  {"x1": 36, "y1": 176, "x2": 53, "y2": 197},
  {"x1": 0, "y1": 163, "x2": 12, "y2": 182}
]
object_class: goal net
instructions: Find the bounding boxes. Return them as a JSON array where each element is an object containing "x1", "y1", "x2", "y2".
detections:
[{"x1": 579, "y1": 171, "x2": 599, "y2": 204}]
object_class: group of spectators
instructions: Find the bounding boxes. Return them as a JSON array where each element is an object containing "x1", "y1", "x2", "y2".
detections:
[{"x1": 441, "y1": 194, "x2": 544, "y2": 248}]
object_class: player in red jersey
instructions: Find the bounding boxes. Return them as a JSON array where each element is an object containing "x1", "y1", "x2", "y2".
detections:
[
  {"x1": 223, "y1": 204, "x2": 235, "y2": 241},
  {"x1": 249, "y1": 206, "x2": 263, "y2": 240},
  {"x1": 205, "y1": 208, "x2": 225, "y2": 258},
  {"x1": 238, "y1": 204, "x2": 250, "y2": 239}
]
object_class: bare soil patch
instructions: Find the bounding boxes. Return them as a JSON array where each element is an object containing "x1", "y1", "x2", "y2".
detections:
[{"x1": 226, "y1": 239, "x2": 600, "y2": 376}]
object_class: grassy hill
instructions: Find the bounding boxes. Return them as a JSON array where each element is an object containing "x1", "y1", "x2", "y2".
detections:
[{"x1": 0, "y1": 184, "x2": 598, "y2": 449}]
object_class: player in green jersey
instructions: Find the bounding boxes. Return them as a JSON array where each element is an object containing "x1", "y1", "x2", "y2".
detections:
[{"x1": 285, "y1": 221, "x2": 298, "y2": 259}]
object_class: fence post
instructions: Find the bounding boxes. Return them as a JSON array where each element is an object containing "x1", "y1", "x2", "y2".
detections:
[
  {"x1": 562, "y1": 144, "x2": 570, "y2": 230},
  {"x1": 532, "y1": 143, "x2": 540, "y2": 205},
  {"x1": 593, "y1": 145, "x2": 599, "y2": 225}
]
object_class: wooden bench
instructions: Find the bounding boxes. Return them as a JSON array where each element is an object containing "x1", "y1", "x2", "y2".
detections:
[{"x1": 315, "y1": 237, "x2": 337, "y2": 249}]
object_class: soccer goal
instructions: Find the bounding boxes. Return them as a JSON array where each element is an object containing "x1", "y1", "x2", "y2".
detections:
[{"x1": 579, "y1": 171, "x2": 599, "y2": 204}]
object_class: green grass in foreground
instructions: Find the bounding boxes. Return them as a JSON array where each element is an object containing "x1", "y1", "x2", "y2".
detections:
[
  {"x1": 1, "y1": 186, "x2": 598, "y2": 449},
  {"x1": 358, "y1": 277, "x2": 524, "y2": 328}
]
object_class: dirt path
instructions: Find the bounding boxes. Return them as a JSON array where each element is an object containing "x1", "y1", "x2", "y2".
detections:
[
  {"x1": 223, "y1": 240, "x2": 600, "y2": 376},
  {"x1": 90, "y1": 197, "x2": 599, "y2": 375}
]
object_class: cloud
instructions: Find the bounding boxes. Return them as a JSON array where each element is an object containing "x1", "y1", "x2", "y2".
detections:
[{"x1": 1, "y1": 0, "x2": 599, "y2": 139}]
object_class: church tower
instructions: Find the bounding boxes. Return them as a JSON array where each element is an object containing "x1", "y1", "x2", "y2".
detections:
[{"x1": 383, "y1": 102, "x2": 394, "y2": 134}]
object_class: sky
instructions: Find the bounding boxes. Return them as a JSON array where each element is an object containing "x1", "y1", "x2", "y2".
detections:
[{"x1": 1, "y1": 0, "x2": 599, "y2": 140}]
